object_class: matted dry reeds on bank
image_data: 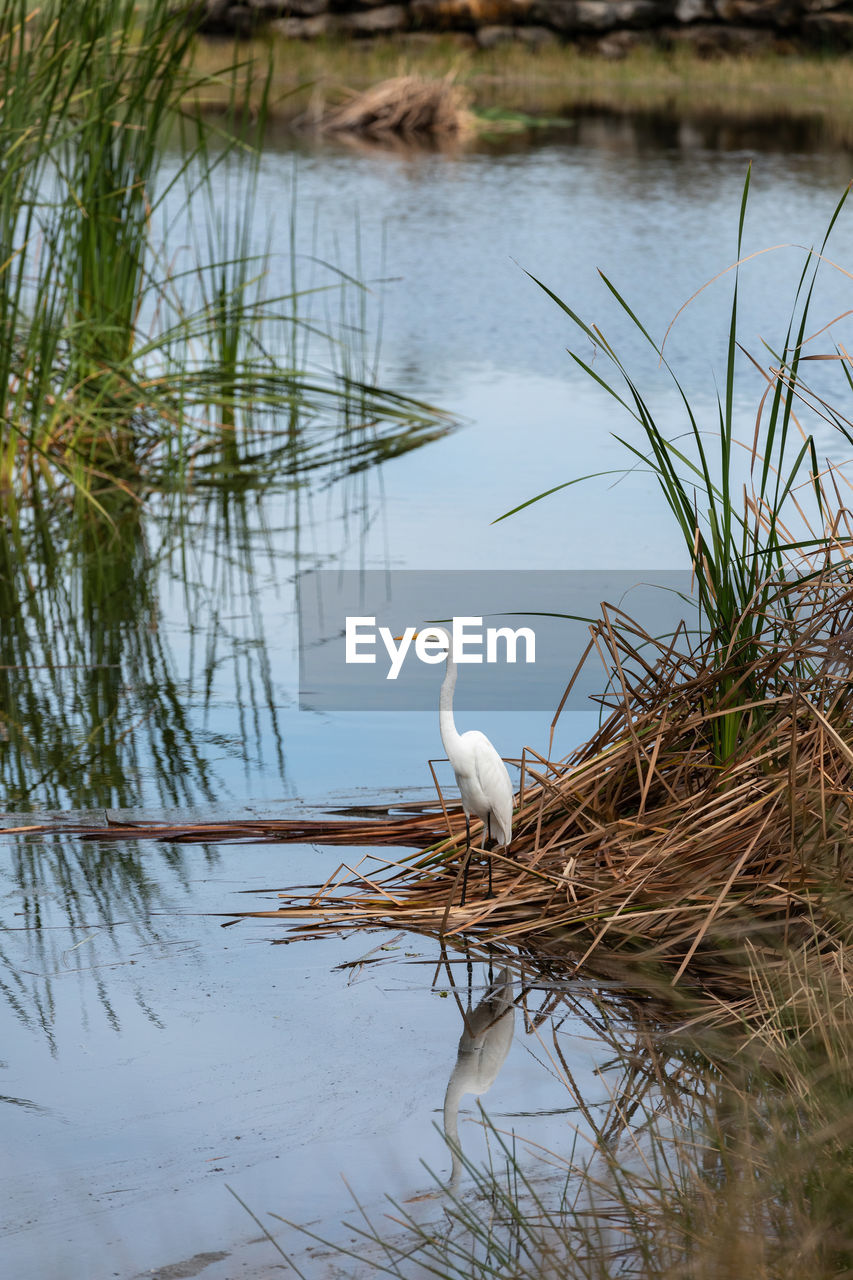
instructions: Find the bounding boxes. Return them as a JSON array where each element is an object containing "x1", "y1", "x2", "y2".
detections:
[{"x1": 226, "y1": 571, "x2": 853, "y2": 984}]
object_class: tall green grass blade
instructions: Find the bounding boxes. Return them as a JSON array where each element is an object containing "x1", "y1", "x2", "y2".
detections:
[
  {"x1": 510, "y1": 175, "x2": 853, "y2": 762},
  {"x1": 0, "y1": 0, "x2": 452, "y2": 508}
]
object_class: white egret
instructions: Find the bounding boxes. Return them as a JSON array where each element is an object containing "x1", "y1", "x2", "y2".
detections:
[{"x1": 408, "y1": 626, "x2": 514, "y2": 902}]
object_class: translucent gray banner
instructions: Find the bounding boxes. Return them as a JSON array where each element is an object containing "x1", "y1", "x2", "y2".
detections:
[{"x1": 298, "y1": 570, "x2": 698, "y2": 711}]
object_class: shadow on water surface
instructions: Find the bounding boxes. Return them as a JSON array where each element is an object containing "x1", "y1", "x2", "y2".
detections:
[
  {"x1": 0, "y1": 488, "x2": 221, "y2": 1040},
  {"x1": 266, "y1": 104, "x2": 853, "y2": 163},
  {"x1": 562, "y1": 106, "x2": 851, "y2": 158}
]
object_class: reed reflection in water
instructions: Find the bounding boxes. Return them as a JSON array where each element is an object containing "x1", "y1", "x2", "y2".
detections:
[
  {"x1": 286, "y1": 941, "x2": 851, "y2": 1280},
  {"x1": 0, "y1": 383, "x2": 448, "y2": 1047}
]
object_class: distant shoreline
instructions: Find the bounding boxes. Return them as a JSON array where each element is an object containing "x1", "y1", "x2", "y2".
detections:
[{"x1": 187, "y1": 37, "x2": 853, "y2": 145}]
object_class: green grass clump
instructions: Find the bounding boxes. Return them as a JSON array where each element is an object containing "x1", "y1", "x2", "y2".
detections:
[
  {"x1": 0, "y1": 0, "x2": 448, "y2": 506},
  {"x1": 500, "y1": 173, "x2": 853, "y2": 764}
]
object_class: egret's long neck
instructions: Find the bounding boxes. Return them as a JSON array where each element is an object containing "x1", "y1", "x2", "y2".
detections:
[{"x1": 439, "y1": 653, "x2": 461, "y2": 756}]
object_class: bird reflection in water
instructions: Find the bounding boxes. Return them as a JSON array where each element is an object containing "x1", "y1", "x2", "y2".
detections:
[{"x1": 442, "y1": 961, "x2": 515, "y2": 1186}]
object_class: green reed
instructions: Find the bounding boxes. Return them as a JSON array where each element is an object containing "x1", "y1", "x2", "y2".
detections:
[
  {"x1": 0, "y1": 0, "x2": 447, "y2": 503},
  {"x1": 499, "y1": 174, "x2": 852, "y2": 764}
]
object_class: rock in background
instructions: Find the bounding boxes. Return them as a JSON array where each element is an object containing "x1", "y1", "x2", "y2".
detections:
[{"x1": 192, "y1": 0, "x2": 853, "y2": 52}]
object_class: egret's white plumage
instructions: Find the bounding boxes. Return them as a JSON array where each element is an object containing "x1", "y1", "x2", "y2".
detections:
[{"x1": 438, "y1": 644, "x2": 513, "y2": 851}]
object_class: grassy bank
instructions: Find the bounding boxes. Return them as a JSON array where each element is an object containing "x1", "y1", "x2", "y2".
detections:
[{"x1": 190, "y1": 37, "x2": 853, "y2": 144}]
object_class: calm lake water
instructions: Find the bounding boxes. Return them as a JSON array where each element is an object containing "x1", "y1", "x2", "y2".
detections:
[{"x1": 3, "y1": 112, "x2": 853, "y2": 1278}]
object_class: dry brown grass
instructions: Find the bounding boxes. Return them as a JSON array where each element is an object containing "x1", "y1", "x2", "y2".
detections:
[{"x1": 305, "y1": 73, "x2": 473, "y2": 137}]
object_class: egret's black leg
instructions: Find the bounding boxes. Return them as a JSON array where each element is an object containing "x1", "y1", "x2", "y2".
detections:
[
  {"x1": 461, "y1": 814, "x2": 471, "y2": 906},
  {"x1": 486, "y1": 816, "x2": 494, "y2": 898}
]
